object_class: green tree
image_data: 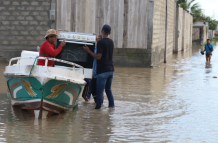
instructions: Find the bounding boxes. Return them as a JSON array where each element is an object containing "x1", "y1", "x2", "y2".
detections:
[
  {"x1": 177, "y1": 0, "x2": 199, "y2": 11},
  {"x1": 203, "y1": 16, "x2": 212, "y2": 21},
  {"x1": 201, "y1": 16, "x2": 217, "y2": 30},
  {"x1": 192, "y1": 8, "x2": 204, "y2": 23},
  {"x1": 209, "y1": 21, "x2": 217, "y2": 30}
]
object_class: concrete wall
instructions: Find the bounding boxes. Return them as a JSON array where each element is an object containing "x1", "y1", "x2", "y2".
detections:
[
  {"x1": 208, "y1": 30, "x2": 212, "y2": 40},
  {"x1": 208, "y1": 30, "x2": 216, "y2": 40},
  {"x1": 192, "y1": 25, "x2": 209, "y2": 44},
  {"x1": 183, "y1": 11, "x2": 193, "y2": 51},
  {"x1": 216, "y1": 24, "x2": 218, "y2": 32},
  {"x1": 213, "y1": 30, "x2": 215, "y2": 38},
  {"x1": 56, "y1": 0, "x2": 149, "y2": 50},
  {"x1": 192, "y1": 28, "x2": 200, "y2": 41},
  {"x1": 167, "y1": 0, "x2": 176, "y2": 54},
  {"x1": 203, "y1": 26, "x2": 208, "y2": 43},
  {"x1": 0, "y1": 0, "x2": 193, "y2": 67},
  {"x1": 183, "y1": 10, "x2": 191, "y2": 51},
  {"x1": 150, "y1": 0, "x2": 166, "y2": 65},
  {"x1": 56, "y1": 0, "x2": 151, "y2": 67},
  {"x1": 175, "y1": 7, "x2": 184, "y2": 52},
  {"x1": 216, "y1": 22, "x2": 218, "y2": 31},
  {"x1": 0, "y1": 0, "x2": 51, "y2": 61},
  {"x1": 151, "y1": 0, "x2": 193, "y2": 65},
  {"x1": 174, "y1": 8, "x2": 193, "y2": 53}
]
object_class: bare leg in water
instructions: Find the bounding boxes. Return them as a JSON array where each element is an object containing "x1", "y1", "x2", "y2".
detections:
[{"x1": 206, "y1": 55, "x2": 212, "y2": 62}]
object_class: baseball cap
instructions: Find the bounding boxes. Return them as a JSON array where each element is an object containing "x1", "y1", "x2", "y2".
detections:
[{"x1": 102, "y1": 24, "x2": 111, "y2": 34}]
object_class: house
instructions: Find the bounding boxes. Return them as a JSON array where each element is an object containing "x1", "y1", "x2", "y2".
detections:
[{"x1": 193, "y1": 21, "x2": 209, "y2": 44}]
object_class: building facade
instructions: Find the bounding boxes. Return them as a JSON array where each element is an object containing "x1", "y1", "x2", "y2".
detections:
[{"x1": 0, "y1": 0, "x2": 193, "y2": 67}]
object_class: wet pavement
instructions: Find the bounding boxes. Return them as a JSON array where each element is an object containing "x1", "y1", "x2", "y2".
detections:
[{"x1": 0, "y1": 41, "x2": 218, "y2": 142}]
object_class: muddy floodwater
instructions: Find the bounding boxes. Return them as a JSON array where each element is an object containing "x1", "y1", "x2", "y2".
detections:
[{"x1": 0, "y1": 42, "x2": 218, "y2": 143}]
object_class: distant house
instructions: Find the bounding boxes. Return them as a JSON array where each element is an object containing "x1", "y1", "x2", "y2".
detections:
[
  {"x1": 216, "y1": 21, "x2": 218, "y2": 32},
  {"x1": 193, "y1": 21, "x2": 209, "y2": 44},
  {"x1": 194, "y1": 21, "x2": 209, "y2": 27}
]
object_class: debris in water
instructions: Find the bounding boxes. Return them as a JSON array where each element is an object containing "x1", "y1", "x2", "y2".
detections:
[{"x1": 212, "y1": 76, "x2": 217, "y2": 78}]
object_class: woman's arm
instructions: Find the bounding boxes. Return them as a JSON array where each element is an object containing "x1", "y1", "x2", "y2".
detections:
[
  {"x1": 43, "y1": 44, "x2": 62, "y2": 56},
  {"x1": 43, "y1": 41, "x2": 65, "y2": 56}
]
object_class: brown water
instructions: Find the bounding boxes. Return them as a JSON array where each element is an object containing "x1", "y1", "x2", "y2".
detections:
[{"x1": 0, "y1": 42, "x2": 218, "y2": 142}]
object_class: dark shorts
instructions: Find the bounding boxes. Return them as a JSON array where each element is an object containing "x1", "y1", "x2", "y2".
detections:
[{"x1": 206, "y1": 54, "x2": 212, "y2": 57}]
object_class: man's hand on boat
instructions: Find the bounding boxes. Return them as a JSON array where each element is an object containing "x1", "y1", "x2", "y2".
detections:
[
  {"x1": 83, "y1": 45, "x2": 90, "y2": 52},
  {"x1": 83, "y1": 44, "x2": 102, "y2": 60},
  {"x1": 60, "y1": 40, "x2": 66, "y2": 47}
]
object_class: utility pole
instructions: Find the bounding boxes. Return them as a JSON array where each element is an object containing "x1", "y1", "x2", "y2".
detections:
[{"x1": 164, "y1": 0, "x2": 168, "y2": 63}]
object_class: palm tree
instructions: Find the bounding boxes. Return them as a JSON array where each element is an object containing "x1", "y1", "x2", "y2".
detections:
[
  {"x1": 177, "y1": 0, "x2": 196, "y2": 11},
  {"x1": 192, "y1": 7, "x2": 205, "y2": 23},
  {"x1": 177, "y1": 0, "x2": 204, "y2": 23}
]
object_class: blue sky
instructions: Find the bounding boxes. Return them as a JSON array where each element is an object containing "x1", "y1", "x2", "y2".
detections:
[{"x1": 197, "y1": 0, "x2": 218, "y2": 20}]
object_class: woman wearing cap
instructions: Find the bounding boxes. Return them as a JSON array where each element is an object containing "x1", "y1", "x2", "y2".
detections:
[{"x1": 37, "y1": 29, "x2": 66, "y2": 67}]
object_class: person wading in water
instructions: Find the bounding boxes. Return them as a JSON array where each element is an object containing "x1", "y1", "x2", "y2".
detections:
[
  {"x1": 83, "y1": 24, "x2": 115, "y2": 109},
  {"x1": 204, "y1": 39, "x2": 214, "y2": 62},
  {"x1": 81, "y1": 35, "x2": 102, "y2": 103}
]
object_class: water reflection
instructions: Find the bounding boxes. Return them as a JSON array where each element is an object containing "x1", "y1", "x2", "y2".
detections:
[
  {"x1": 205, "y1": 62, "x2": 212, "y2": 68},
  {"x1": 0, "y1": 41, "x2": 218, "y2": 142}
]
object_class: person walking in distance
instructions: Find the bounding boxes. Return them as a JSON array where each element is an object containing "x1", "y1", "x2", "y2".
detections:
[
  {"x1": 204, "y1": 39, "x2": 214, "y2": 62},
  {"x1": 83, "y1": 24, "x2": 115, "y2": 109}
]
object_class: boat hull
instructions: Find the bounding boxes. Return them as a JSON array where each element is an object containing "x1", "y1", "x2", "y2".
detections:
[{"x1": 6, "y1": 76, "x2": 84, "y2": 119}]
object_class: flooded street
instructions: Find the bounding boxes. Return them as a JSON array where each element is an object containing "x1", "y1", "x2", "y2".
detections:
[{"x1": 0, "y1": 42, "x2": 218, "y2": 143}]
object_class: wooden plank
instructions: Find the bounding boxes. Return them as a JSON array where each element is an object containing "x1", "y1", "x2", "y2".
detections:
[
  {"x1": 61, "y1": 0, "x2": 66, "y2": 30},
  {"x1": 127, "y1": 0, "x2": 133, "y2": 48},
  {"x1": 95, "y1": 0, "x2": 100, "y2": 35},
  {"x1": 90, "y1": 0, "x2": 96, "y2": 33},
  {"x1": 85, "y1": 0, "x2": 90, "y2": 32},
  {"x1": 122, "y1": 0, "x2": 129, "y2": 48},
  {"x1": 71, "y1": 0, "x2": 76, "y2": 31},
  {"x1": 133, "y1": 0, "x2": 138, "y2": 48},
  {"x1": 66, "y1": 0, "x2": 71, "y2": 31},
  {"x1": 147, "y1": 0, "x2": 154, "y2": 49},
  {"x1": 75, "y1": 0, "x2": 79, "y2": 32},
  {"x1": 56, "y1": 0, "x2": 151, "y2": 49},
  {"x1": 117, "y1": 0, "x2": 124, "y2": 48},
  {"x1": 56, "y1": 0, "x2": 62, "y2": 30}
]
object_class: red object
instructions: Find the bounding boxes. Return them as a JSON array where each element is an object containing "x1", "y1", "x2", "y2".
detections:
[
  {"x1": 37, "y1": 40, "x2": 63, "y2": 67},
  {"x1": 10, "y1": 82, "x2": 21, "y2": 98}
]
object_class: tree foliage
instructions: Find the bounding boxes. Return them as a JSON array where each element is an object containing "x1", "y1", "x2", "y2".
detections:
[
  {"x1": 176, "y1": 0, "x2": 205, "y2": 23},
  {"x1": 203, "y1": 16, "x2": 212, "y2": 21},
  {"x1": 200, "y1": 16, "x2": 217, "y2": 30},
  {"x1": 177, "y1": 0, "x2": 217, "y2": 30},
  {"x1": 209, "y1": 21, "x2": 217, "y2": 30}
]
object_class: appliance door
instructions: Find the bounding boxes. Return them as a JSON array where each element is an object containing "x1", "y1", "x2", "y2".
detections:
[{"x1": 55, "y1": 40, "x2": 95, "y2": 79}]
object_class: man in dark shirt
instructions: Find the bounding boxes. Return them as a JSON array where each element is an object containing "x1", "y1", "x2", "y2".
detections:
[{"x1": 83, "y1": 24, "x2": 115, "y2": 109}]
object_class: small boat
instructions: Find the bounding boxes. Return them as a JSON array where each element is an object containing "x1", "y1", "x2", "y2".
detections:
[{"x1": 4, "y1": 50, "x2": 86, "y2": 119}]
